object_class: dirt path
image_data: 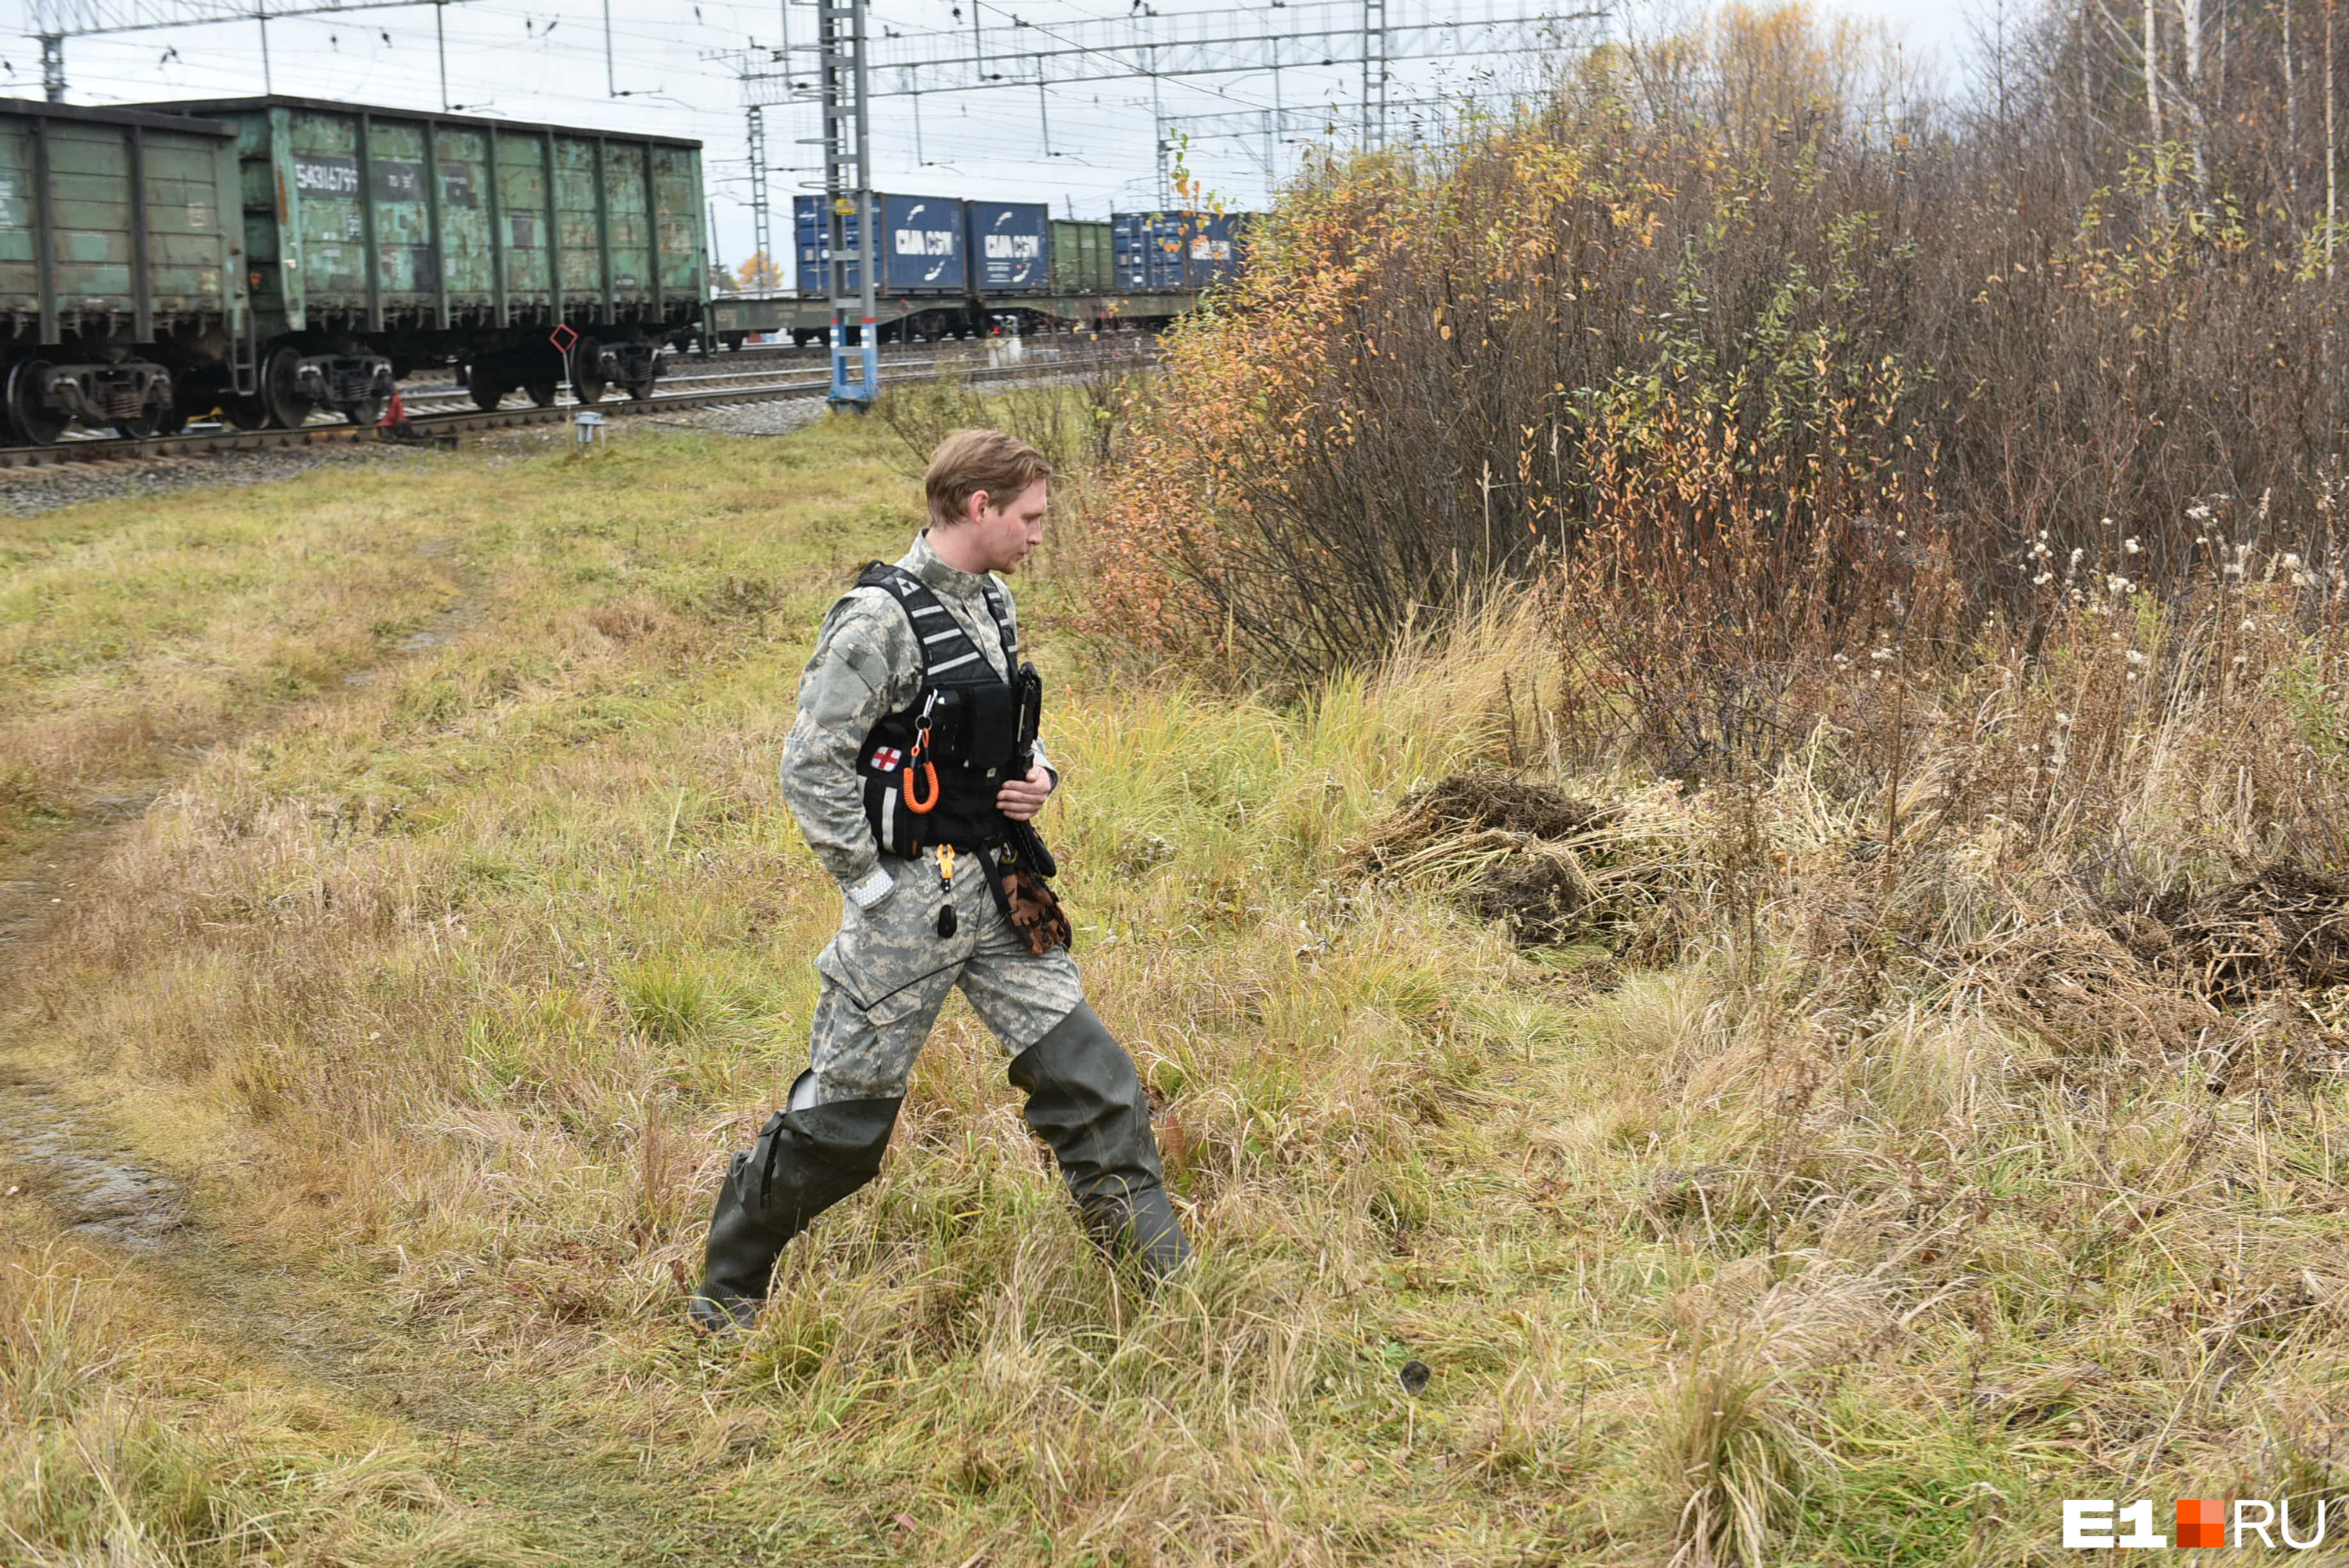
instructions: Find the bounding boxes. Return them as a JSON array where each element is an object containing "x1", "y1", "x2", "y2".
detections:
[
  {"x1": 0, "y1": 552, "x2": 703, "y2": 1560},
  {"x1": 0, "y1": 802, "x2": 196, "y2": 1254},
  {"x1": 0, "y1": 544, "x2": 485, "y2": 1244}
]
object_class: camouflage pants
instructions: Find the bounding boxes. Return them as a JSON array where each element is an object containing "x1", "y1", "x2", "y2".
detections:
[{"x1": 805, "y1": 846, "x2": 1084, "y2": 1105}]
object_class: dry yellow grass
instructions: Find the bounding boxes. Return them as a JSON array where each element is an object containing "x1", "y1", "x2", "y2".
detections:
[{"x1": 1, "y1": 415, "x2": 2346, "y2": 1565}]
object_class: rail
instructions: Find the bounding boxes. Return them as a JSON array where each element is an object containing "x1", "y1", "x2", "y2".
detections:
[{"x1": 0, "y1": 348, "x2": 1150, "y2": 471}]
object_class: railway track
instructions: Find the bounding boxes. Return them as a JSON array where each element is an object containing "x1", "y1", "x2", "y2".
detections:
[
  {"x1": 0, "y1": 351, "x2": 1142, "y2": 472},
  {"x1": 392, "y1": 338, "x2": 995, "y2": 392},
  {"x1": 393, "y1": 356, "x2": 950, "y2": 411}
]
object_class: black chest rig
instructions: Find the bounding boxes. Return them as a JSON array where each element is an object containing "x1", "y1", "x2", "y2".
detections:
[{"x1": 853, "y1": 562, "x2": 1043, "y2": 858}]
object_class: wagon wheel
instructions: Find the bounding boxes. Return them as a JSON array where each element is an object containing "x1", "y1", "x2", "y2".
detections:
[
  {"x1": 259, "y1": 344, "x2": 313, "y2": 429},
  {"x1": 469, "y1": 377, "x2": 508, "y2": 411},
  {"x1": 568, "y1": 337, "x2": 608, "y2": 404},
  {"x1": 5, "y1": 359, "x2": 67, "y2": 446},
  {"x1": 345, "y1": 398, "x2": 385, "y2": 427},
  {"x1": 525, "y1": 379, "x2": 559, "y2": 408},
  {"x1": 625, "y1": 377, "x2": 657, "y2": 402},
  {"x1": 222, "y1": 395, "x2": 270, "y2": 431}
]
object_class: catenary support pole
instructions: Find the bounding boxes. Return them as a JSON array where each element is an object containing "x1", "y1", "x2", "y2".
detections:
[
  {"x1": 822, "y1": 0, "x2": 877, "y2": 408},
  {"x1": 855, "y1": 0, "x2": 877, "y2": 403}
]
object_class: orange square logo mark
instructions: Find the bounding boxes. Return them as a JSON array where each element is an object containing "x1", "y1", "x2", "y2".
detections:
[{"x1": 2176, "y1": 1498, "x2": 2226, "y2": 1548}]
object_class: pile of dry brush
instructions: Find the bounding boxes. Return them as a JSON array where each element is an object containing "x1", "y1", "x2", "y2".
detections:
[{"x1": 1348, "y1": 772, "x2": 1699, "y2": 959}]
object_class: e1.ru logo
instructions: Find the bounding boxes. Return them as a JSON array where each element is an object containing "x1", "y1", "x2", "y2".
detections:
[{"x1": 2063, "y1": 1498, "x2": 2331, "y2": 1549}]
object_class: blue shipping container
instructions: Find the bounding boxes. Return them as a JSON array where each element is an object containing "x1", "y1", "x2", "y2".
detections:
[
  {"x1": 1182, "y1": 211, "x2": 1251, "y2": 289},
  {"x1": 883, "y1": 193, "x2": 965, "y2": 292},
  {"x1": 793, "y1": 195, "x2": 858, "y2": 294},
  {"x1": 792, "y1": 193, "x2": 967, "y2": 294},
  {"x1": 1110, "y1": 211, "x2": 1186, "y2": 291},
  {"x1": 965, "y1": 200, "x2": 1050, "y2": 294}
]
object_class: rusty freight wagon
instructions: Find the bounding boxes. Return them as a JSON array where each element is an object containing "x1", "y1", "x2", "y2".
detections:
[
  {"x1": 3, "y1": 94, "x2": 709, "y2": 443},
  {"x1": 130, "y1": 96, "x2": 709, "y2": 423},
  {"x1": 2, "y1": 98, "x2": 247, "y2": 442}
]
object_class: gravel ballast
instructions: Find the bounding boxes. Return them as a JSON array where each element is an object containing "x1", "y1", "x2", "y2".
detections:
[{"x1": 0, "y1": 396, "x2": 833, "y2": 518}]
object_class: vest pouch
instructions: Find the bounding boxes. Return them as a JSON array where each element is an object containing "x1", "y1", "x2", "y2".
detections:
[
  {"x1": 921, "y1": 690, "x2": 968, "y2": 765},
  {"x1": 861, "y1": 768, "x2": 923, "y2": 858},
  {"x1": 950, "y1": 681, "x2": 1021, "y2": 778}
]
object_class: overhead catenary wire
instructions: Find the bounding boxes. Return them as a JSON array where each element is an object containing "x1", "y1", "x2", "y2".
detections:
[{"x1": 12, "y1": 0, "x2": 1598, "y2": 246}]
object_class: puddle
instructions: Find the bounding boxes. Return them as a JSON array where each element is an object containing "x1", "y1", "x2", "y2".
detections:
[
  {"x1": 83, "y1": 790, "x2": 159, "y2": 821},
  {"x1": 0, "y1": 1087, "x2": 189, "y2": 1251},
  {"x1": 0, "y1": 834, "x2": 194, "y2": 1252}
]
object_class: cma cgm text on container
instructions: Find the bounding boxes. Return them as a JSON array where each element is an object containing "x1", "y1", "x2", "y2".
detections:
[
  {"x1": 792, "y1": 193, "x2": 967, "y2": 294},
  {"x1": 965, "y1": 201, "x2": 1050, "y2": 294}
]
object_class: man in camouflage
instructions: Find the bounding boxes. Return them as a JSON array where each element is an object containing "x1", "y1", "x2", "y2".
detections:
[{"x1": 691, "y1": 429, "x2": 1192, "y2": 1334}]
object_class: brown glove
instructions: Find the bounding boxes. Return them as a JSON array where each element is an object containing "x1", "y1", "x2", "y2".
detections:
[{"x1": 986, "y1": 845, "x2": 1073, "y2": 957}]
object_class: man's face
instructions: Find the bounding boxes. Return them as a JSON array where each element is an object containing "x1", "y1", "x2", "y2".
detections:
[{"x1": 963, "y1": 478, "x2": 1048, "y2": 573}]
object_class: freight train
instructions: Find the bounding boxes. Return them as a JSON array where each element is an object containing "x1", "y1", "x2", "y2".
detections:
[
  {"x1": 2, "y1": 92, "x2": 1254, "y2": 444},
  {"x1": 708, "y1": 196, "x2": 1255, "y2": 348},
  {"x1": 2, "y1": 94, "x2": 706, "y2": 443}
]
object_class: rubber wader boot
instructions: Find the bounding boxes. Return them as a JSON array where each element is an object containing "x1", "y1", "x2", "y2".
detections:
[
  {"x1": 1007, "y1": 1001, "x2": 1193, "y2": 1284},
  {"x1": 690, "y1": 1080, "x2": 900, "y2": 1335}
]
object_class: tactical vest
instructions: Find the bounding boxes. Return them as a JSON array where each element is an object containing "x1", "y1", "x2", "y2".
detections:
[{"x1": 852, "y1": 562, "x2": 1038, "y2": 857}]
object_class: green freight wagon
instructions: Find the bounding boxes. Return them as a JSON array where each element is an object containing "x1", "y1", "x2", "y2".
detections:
[
  {"x1": 129, "y1": 96, "x2": 709, "y2": 423},
  {"x1": 1048, "y1": 218, "x2": 1111, "y2": 295},
  {"x1": 1, "y1": 98, "x2": 247, "y2": 442}
]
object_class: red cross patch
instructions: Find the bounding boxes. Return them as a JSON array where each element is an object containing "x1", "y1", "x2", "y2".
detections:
[{"x1": 871, "y1": 745, "x2": 904, "y2": 772}]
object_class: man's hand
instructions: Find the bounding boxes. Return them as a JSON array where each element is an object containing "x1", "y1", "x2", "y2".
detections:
[{"x1": 996, "y1": 765, "x2": 1053, "y2": 822}]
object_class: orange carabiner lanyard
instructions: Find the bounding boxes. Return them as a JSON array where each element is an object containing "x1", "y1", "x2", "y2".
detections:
[{"x1": 903, "y1": 723, "x2": 941, "y2": 813}]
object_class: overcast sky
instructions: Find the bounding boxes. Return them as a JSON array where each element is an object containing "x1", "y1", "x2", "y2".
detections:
[{"x1": 6, "y1": 0, "x2": 1990, "y2": 272}]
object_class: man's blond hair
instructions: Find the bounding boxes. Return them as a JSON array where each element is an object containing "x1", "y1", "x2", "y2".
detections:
[{"x1": 925, "y1": 428, "x2": 1054, "y2": 528}]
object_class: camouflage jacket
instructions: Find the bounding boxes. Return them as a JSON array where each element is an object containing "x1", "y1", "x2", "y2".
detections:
[{"x1": 779, "y1": 530, "x2": 1055, "y2": 910}]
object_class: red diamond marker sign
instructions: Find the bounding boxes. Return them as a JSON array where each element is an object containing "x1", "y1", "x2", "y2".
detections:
[{"x1": 548, "y1": 323, "x2": 579, "y2": 354}]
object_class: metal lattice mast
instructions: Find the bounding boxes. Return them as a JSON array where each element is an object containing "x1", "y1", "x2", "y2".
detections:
[
  {"x1": 1151, "y1": 45, "x2": 1168, "y2": 203},
  {"x1": 820, "y1": 0, "x2": 879, "y2": 409},
  {"x1": 743, "y1": 104, "x2": 773, "y2": 287},
  {"x1": 1362, "y1": 0, "x2": 1387, "y2": 150}
]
